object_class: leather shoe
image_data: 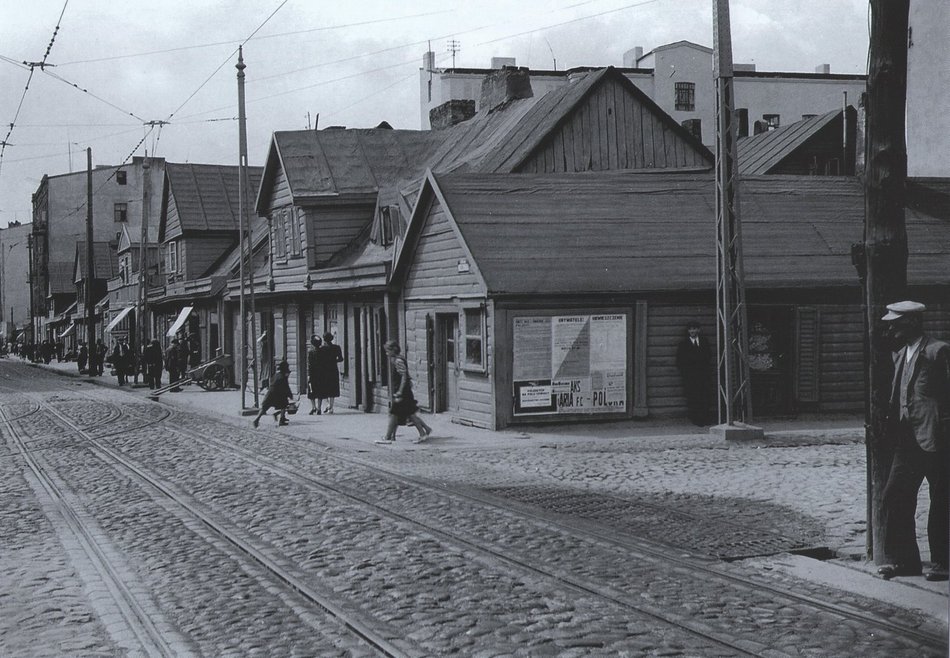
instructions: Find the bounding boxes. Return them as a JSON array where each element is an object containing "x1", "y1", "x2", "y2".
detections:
[
  {"x1": 877, "y1": 564, "x2": 922, "y2": 580},
  {"x1": 925, "y1": 565, "x2": 948, "y2": 581}
]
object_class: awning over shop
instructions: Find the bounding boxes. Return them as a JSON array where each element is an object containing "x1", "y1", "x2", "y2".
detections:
[
  {"x1": 59, "y1": 323, "x2": 76, "y2": 339},
  {"x1": 105, "y1": 305, "x2": 134, "y2": 332},
  {"x1": 15, "y1": 331, "x2": 24, "y2": 341},
  {"x1": 166, "y1": 306, "x2": 193, "y2": 337}
]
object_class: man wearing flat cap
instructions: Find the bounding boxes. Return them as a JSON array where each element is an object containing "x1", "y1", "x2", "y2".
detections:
[{"x1": 877, "y1": 301, "x2": 950, "y2": 581}]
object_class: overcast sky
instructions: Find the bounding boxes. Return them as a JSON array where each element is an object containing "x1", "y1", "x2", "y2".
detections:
[{"x1": 0, "y1": 0, "x2": 869, "y2": 222}]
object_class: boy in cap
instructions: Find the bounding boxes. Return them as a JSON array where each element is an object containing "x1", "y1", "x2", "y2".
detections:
[{"x1": 877, "y1": 301, "x2": 949, "y2": 581}]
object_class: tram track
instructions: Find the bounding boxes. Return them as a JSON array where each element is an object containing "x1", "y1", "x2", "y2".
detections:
[
  {"x1": 2, "y1": 366, "x2": 945, "y2": 656},
  {"x1": 49, "y1": 390, "x2": 944, "y2": 656}
]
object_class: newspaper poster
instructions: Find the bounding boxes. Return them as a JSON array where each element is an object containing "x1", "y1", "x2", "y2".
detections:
[{"x1": 513, "y1": 313, "x2": 626, "y2": 415}]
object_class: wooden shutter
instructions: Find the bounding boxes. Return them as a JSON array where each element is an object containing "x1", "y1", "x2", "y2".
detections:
[{"x1": 795, "y1": 306, "x2": 821, "y2": 404}]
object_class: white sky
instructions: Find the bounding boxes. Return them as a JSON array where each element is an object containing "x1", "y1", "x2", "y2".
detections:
[{"x1": 0, "y1": 0, "x2": 869, "y2": 222}]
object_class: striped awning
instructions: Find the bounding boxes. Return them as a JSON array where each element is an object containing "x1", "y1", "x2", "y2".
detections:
[
  {"x1": 166, "y1": 306, "x2": 193, "y2": 337},
  {"x1": 59, "y1": 323, "x2": 77, "y2": 339},
  {"x1": 105, "y1": 305, "x2": 134, "y2": 332}
]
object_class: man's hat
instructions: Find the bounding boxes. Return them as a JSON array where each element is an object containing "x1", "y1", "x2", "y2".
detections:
[{"x1": 881, "y1": 300, "x2": 926, "y2": 321}]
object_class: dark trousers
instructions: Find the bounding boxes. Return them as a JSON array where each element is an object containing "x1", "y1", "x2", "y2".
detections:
[
  {"x1": 882, "y1": 422, "x2": 949, "y2": 569},
  {"x1": 682, "y1": 377, "x2": 712, "y2": 425}
]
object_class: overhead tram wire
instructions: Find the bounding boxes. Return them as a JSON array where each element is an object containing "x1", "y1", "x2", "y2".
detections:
[
  {"x1": 0, "y1": 0, "x2": 70, "y2": 176},
  {"x1": 161, "y1": 0, "x2": 290, "y2": 126},
  {"x1": 53, "y1": 8, "x2": 454, "y2": 67}
]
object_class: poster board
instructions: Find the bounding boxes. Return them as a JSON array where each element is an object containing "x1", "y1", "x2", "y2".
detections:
[{"x1": 513, "y1": 313, "x2": 627, "y2": 416}]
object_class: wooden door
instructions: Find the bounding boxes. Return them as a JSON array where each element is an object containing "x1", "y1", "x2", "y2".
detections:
[{"x1": 435, "y1": 314, "x2": 459, "y2": 412}]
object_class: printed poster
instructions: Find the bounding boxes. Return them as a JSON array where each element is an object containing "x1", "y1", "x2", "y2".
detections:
[{"x1": 513, "y1": 313, "x2": 626, "y2": 415}]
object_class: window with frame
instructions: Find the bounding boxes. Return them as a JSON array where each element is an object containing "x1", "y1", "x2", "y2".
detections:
[
  {"x1": 674, "y1": 82, "x2": 695, "y2": 111},
  {"x1": 272, "y1": 210, "x2": 287, "y2": 258},
  {"x1": 763, "y1": 113, "x2": 781, "y2": 129},
  {"x1": 116, "y1": 170, "x2": 127, "y2": 185},
  {"x1": 167, "y1": 242, "x2": 178, "y2": 275},
  {"x1": 462, "y1": 306, "x2": 486, "y2": 370},
  {"x1": 114, "y1": 202, "x2": 128, "y2": 222}
]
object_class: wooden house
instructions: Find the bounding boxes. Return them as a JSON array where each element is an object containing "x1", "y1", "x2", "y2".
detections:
[
  {"x1": 389, "y1": 171, "x2": 950, "y2": 430},
  {"x1": 102, "y1": 224, "x2": 162, "y2": 352},
  {"x1": 248, "y1": 66, "x2": 714, "y2": 409},
  {"x1": 738, "y1": 106, "x2": 858, "y2": 175},
  {"x1": 71, "y1": 241, "x2": 118, "y2": 348},
  {"x1": 152, "y1": 162, "x2": 263, "y2": 365}
]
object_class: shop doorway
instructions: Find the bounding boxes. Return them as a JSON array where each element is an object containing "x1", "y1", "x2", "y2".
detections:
[
  {"x1": 434, "y1": 314, "x2": 458, "y2": 412},
  {"x1": 748, "y1": 306, "x2": 795, "y2": 416}
]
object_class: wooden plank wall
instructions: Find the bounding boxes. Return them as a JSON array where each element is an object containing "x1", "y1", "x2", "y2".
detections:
[
  {"x1": 517, "y1": 79, "x2": 709, "y2": 174},
  {"x1": 303, "y1": 205, "x2": 374, "y2": 266},
  {"x1": 644, "y1": 303, "x2": 714, "y2": 418},
  {"x1": 163, "y1": 197, "x2": 182, "y2": 240},
  {"x1": 403, "y1": 208, "x2": 482, "y2": 299},
  {"x1": 817, "y1": 305, "x2": 863, "y2": 413}
]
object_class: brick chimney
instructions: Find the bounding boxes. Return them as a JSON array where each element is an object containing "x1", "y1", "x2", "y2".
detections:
[
  {"x1": 479, "y1": 66, "x2": 533, "y2": 113},
  {"x1": 429, "y1": 99, "x2": 477, "y2": 129}
]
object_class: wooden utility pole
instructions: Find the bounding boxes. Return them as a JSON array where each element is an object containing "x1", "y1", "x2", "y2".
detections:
[
  {"x1": 85, "y1": 148, "x2": 96, "y2": 354},
  {"x1": 137, "y1": 155, "x2": 150, "y2": 381},
  {"x1": 861, "y1": 0, "x2": 910, "y2": 564},
  {"x1": 237, "y1": 46, "x2": 259, "y2": 409}
]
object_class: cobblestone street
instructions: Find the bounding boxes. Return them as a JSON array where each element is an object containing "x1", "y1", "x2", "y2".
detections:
[{"x1": 1, "y1": 360, "x2": 946, "y2": 656}]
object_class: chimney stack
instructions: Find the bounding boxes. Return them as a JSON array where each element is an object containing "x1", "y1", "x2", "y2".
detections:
[
  {"x1": 815, "y1": 63, "x2": 831, "y2": 74},
  {"x1": 422, "y1": 51, "x2": 436, "y2": 71},
  {"x1": 429, "y1": 99, "x2": 477, "y2": 129},
  {"x1": 623, "y1": 46, "x2": 644, "y2": 68},
  {"x1": 480, "y1": 66, "x2": 533, "y2": 113}
]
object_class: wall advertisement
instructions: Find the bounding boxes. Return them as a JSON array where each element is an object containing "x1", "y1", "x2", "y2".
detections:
[{"x1": 512, "y1": 313, "x2": 626, "y2": 415}]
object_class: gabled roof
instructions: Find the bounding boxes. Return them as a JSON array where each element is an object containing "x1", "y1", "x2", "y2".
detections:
[
  {"x1": 48, "y1": 260, "x2": 75, "y2": 295},
  {"x1": 738, "y1": 108, "x2": 848, "y2": 175},
  {"x1": 160, "y1": 163, "x2": 264, "y2": 239},
  {"x1": 256, "y1": 128, "x2": 445, "y2": 211},
  {"x1": 395, "y1": 171, "x2": 950, "y2": 295},
  {"x1": 429, "y1": 67, "x2": 713, "y2": 174},
  {"x1": 74, "y1": 242, "x2": 117, "y2": 282}
]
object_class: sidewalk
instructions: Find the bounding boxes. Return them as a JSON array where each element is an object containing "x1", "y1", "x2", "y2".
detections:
[{"x1": 25, "y1": 357, "x2": 950, "y2": 626}]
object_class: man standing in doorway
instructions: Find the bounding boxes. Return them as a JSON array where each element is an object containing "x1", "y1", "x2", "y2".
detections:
[
  {"x1": 878, "y1": 301, "x2": 949, "y2": 582},
  {"x1": 676, "y1": 320, "x2": 714, "y2": 426}
]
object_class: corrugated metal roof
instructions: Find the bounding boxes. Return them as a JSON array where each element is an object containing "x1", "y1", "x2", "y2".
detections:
[
  {"x1": 270, "y1": 129, "x2": 444, "y2": 200},
  {"x1": 426, "y1": 172, "x2": 949, "y2": 295},
  {"x1": 165, "y1": 163, "x2": 263, "y2": 233},
  {"x1": 738, "y1": 109, "x2": 839, "y2": 175}
]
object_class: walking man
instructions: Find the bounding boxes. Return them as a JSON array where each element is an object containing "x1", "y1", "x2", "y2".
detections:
[{"x1": 877, "y1": 301, "x2": 949, "y2": 582}]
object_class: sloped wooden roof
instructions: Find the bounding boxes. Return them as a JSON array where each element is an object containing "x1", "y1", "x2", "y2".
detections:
[
  {"x1": 48, "y1": 260, "x2": 75, "y2": 295},
  {"x1": 74, "y1": 242, "x2": 118, "y2": 282},
  {"x1": 428, "y1": 67, "x2": 712, "y2": 174},
  {"x1": 257, "y1": 128, "x2": 444, "y2": 209},
  {"x1": 163, "y1": 163, "x2": 263, "y2": 236},
  {"x1": 738, "y1": 109, "x2": 842, "y2": 175},
  {"x1": 398, "y1": 172, "x2": 950, "y2": 295}
]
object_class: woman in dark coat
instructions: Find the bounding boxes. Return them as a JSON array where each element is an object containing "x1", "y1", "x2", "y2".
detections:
[
  {"x1": 252, "y1": 360, "x2": 293, "y2": 428},
  {"x1": 315, "y1": 332, "x2": 343, "y2": 413},
  {"x1": 305, "y1": 335, "x2": 322, "y2": 414}
]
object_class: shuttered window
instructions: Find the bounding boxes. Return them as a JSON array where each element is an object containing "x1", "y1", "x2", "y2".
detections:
[{"x1": 796, "y1": 307, "x2": 821, "y2": 404}]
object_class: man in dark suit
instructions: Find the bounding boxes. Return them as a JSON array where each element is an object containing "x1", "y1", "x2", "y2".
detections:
[
  {"x1": 877, "y1": 301, "x2": 949, "y2": 582},
  {"x1": 676, "y1": 321, "x2": 714, "y2": 426}
]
